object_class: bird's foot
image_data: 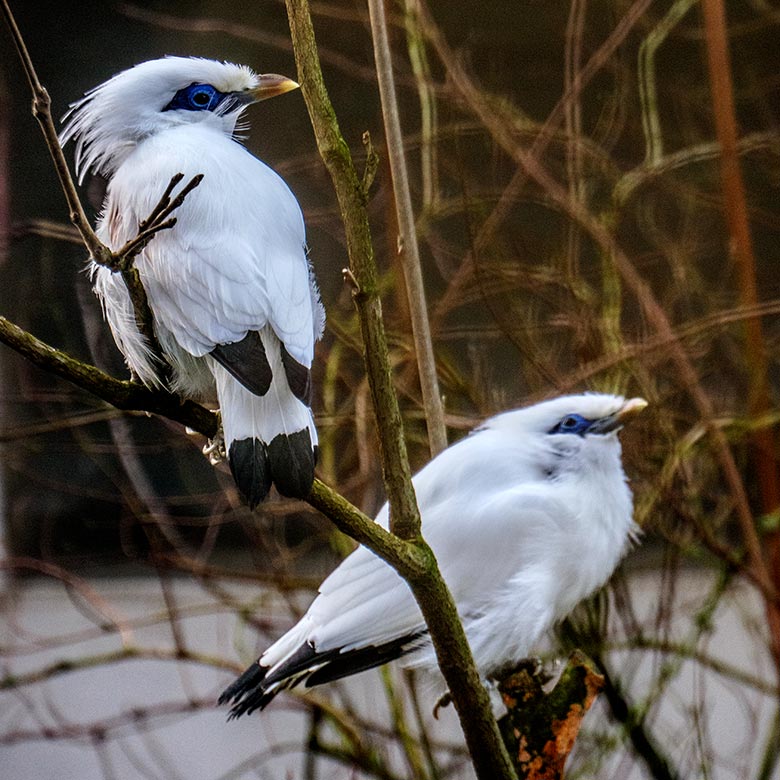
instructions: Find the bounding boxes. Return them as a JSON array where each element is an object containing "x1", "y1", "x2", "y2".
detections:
[
  {"x1": 490, "y1": 657, "x2": 554, "y2": 688},
  {"x1": 196, "y1": 410, "x2": 225, "y2": 465},
  {"x1": 203, "y1": 432, "x2": 225, "y2": 465}
]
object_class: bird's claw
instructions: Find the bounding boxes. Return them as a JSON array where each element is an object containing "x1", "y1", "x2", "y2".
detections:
[
  {"x1": 203, "y1": 430, "x2": 226, "y2": 465},
  {"x1": 200, "y1": 411, "x2": 225, "y2": 464},
  {"x1": 433, "y1": 692, "x2": 452, "y2": 719}
]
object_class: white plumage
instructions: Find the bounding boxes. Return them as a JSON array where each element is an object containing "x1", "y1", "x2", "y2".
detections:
[
  {"x1": 220, "y1": 393, "x2": 646, "y2": 716},
  {"x1": 60, "y1": 57, "x2": 325, "y2": 505}
]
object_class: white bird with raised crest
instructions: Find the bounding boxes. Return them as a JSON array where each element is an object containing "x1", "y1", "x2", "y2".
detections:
[
  {"x1": 219, "y1": 393, "x2": 646, "y2": 716},
  {"x1": 60, "y1": 57, "x2": 324, "y2": 506}
]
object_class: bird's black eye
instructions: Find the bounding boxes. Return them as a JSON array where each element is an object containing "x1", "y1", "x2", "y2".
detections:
[
  {"x1": 549, "y1": 413, "x2": 591, "y2": 435},
  {"x1": 164, "y1": 83, "x2": 222, "y2": 113},
  {"x1": 190, "y1": 87, "x2": 213, "y2": 106}
]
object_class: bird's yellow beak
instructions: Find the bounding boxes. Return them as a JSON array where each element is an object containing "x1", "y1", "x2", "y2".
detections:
[
  {"x1": 587, "y1": 397, "x2": 647, "y2": 434},
  {"x1": 250, "y1": 74, "x2": 300, "y2": 102},
  {"x1": 617, "y1": 397, "x2": 648, "y2": 423}
]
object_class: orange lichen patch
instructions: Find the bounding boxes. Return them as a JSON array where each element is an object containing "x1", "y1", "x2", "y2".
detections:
[{"x1": 498, "y1": 653, "x2": 605, "y2": 779}]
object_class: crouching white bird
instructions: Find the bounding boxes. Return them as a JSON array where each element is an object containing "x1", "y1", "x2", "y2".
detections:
[
  {"x1": 220, "y1": 393, "x2": 646, "y2": 716},
  {"x1": 60, "y1": 57, "x2": 325, "y2": 506}
]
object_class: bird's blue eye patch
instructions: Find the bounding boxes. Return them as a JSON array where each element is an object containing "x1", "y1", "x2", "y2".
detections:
[
  {"x1": 548, "y1": 413, "x2": 592, "y2": 436},
  {"x1": 164, "y1": 83, "x2": 226, "y2": 113}
]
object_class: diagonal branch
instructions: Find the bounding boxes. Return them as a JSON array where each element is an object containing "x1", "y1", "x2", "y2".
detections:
[
  {"x1": 0, "y1": 310, "x2": 423, "y2": 581},
  {"x1": 0, "y1": 0, "x2": 108, "y2": 263},
  {"x1": 0, "y1": 314, "x2": 218, "y2": 436}
]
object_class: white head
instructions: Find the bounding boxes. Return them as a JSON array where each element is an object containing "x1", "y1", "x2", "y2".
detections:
[
  {"x1": 484, "y1": 393, "x2": 646, "y2": 436},
  {"x1": 481, "y1": 392, "x2": 646, "y2": 478},
  {"x1": 59, "y1": 56, "x2": 299, "y2": 182}
]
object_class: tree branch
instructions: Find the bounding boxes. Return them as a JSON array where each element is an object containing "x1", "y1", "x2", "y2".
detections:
[
  {"x1": 0, "y1": 0, "x2": 203, "y2": 368},
  {"x1": 285, "y1": 0, "x2": 422, "y2": 542},
  {"x1": 0, "y1": 314, "x2": 218, "y2": 437},
  {"x1": 498, "y1": 652, "x2": 604, "y2": 780},
  {"x1": 0, "y1": 0, "x2": 107, "y2": 263}
]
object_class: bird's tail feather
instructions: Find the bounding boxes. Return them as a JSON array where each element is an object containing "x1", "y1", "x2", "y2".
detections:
[
  {"x1": 211, "y1": 332, "x2": 316, "y2": 506},
  {"x1": 218, "y1": 662, "x2": 274, "y2": 719},
  {"x1": 219, "y1": 633, "x2": 424, "y2": 718}
]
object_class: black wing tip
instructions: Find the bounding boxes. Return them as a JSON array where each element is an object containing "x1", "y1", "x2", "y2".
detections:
[
  {"x1": 280, "y1": 345, "x2": 313, "y2": 404},
  {"x1": 304, "y1": 633, "x2": 424, "y2": 688},
  {"x1": 228, "y1": 438, "x2": 272, "y2": 508},
  {"x1": 225, "y1": 692, "x2": 274, "y2": 719},
  {"x1": 211, "y1": 331, "x2": 272, "y2": 396},
  {"x1": 221, "y1": 634, "x2": 425, "y2": 721},
  {"x1": 224, "y1": 691, "x2": 272, "y2": 719},
  {"x1": 267, "y1": 429, "x2": 316, "y2": 499}
]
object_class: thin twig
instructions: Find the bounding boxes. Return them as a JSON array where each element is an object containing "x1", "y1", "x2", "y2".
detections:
[
  {"x1": 367, "y1": 0, "x2": 447, "y2": 457},
  {"x1": 113, "y1": 173, "x2": 204, "y2": 270},
  {"x1": 0, "y1": 314, "x2": 218, "y2": 437},
  {"x1": 2, "y1": 1, "x2": 203, "y2": 371},
  {"x1": 1, "y1": 0, "x2": 109, "y2": 264}
]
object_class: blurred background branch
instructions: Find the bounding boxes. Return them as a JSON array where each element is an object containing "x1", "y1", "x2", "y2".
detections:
[{"x1": 2, "y1": 1, "x2": 780, "y2": 779}]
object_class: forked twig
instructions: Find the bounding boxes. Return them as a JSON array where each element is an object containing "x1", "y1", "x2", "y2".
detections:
[
  {"x1": 2, "y1": 0, "x2": 203, "y2": 371},
  {"x1": 101, "y1": 172, "x2": 204, "y2": 273},
  {"x1": 1, "y1": 0, "x2": 109, "y2": 264}
]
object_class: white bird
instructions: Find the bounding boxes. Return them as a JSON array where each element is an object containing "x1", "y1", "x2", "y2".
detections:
[
  {"x1": 220, "y1": 392, "x2": 646, "y2": 716},
  {"x1": 60, "y1": 57, "x2": 325, "y2": 506}
]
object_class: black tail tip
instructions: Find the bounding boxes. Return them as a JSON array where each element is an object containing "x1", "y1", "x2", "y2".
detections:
[
  {"x1": 228, "y1": 439, "x2": 272, "y2": 508},
  {"x1": 228, "y1": 431, "x2": 316, "y2": 506},
  {"x1": 267, "y1": 429, "x2": 316, "y2": 499}
]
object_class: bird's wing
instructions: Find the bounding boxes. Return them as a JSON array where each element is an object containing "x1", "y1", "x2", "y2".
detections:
[
  {"x1": 101, "y1": 125, "x2": 318, "y2": 366},
  {"x1": 304, "y1": 543, "x2": 422, "y2": 653}
]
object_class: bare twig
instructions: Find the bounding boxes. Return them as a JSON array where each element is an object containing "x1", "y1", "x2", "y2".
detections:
[
  {"x1": 109, "y1": 173, "x2": 204, "y2": 271},
  {"x1": 307, "y1": 479, "x2": 428, "y2": 578},
  {"x1": 0, "y1": 645, "x2": 236, "y2": 692},
  {"x1": 0, "y1": 0, "x2": 109, "y2": 263},
  {"x1": 1, "y1": 0, "x2": 204, "y2": 371},
  {"x1": 285, "y1": 0, "x2": 422, "y2": 541},
  {"x1": 367, "y1": 0, "x2": 447, "y2": 457}
]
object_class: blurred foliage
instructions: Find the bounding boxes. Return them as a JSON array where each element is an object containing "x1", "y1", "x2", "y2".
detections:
[{"x1": 2, "y1": 1, "x2": 780, "y2": 779}]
